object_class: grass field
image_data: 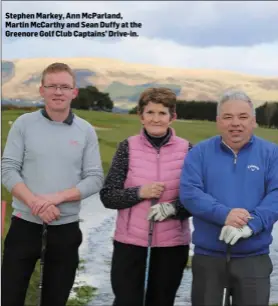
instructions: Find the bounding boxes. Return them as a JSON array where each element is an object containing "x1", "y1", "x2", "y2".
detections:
[{"x1": 1, "y1": 109, "x2": 278, "y2": 305}]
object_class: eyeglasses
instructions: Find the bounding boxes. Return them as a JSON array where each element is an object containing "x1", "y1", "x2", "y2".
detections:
[{"x1": 43, "y1": 85, "x2": 74, "y2": 92}]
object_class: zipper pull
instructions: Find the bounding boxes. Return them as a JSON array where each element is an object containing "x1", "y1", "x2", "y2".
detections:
[{"x1": 234, "y1": 155, "x2": 237, "y2": 164}]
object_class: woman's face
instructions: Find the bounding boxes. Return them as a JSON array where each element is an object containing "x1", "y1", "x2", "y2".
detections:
[{"x1": 140, "y1": 102, "x2": 175, "y2": 136}]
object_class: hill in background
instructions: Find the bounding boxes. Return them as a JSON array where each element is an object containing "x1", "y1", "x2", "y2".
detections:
[{"x1": 2, "y1": 58, "x2": 278, "y2": 109}]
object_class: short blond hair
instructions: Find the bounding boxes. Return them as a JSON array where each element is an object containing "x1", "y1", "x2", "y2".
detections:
[{"x1": 41, "y1": 62, "x2": 76, "y2": 86}]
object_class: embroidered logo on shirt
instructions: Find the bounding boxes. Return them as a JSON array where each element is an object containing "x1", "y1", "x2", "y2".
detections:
[
  {"x1": 247, "y1": 165, "x2": 260, "y2": 171},
  {"x1": 69, "y1": 140, "x2": 79, "y2": 146}
]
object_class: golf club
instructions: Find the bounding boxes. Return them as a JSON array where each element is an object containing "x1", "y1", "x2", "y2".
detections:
[
  {"x1": 143, "y1": 199, "x2": 156, "y2": 306},
  {"x1": 222, "y1": 244, "x2": 231, "y2": 306},
  {"x1": 37, "y1": 222, "x2": 47, "y2": 306}
]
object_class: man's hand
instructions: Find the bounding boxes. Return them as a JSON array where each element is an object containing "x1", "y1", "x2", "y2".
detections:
[
  {"x1": 37, "y1": 192, "x2": 65, "y2": 206},
  {"x1": 219, "y1": 225, "x2": 253, "y2": 245},
  {"x1": 225, "y1": 208, "x2": 251, "y2": 228},
  {"x1": 35, "y1": 192, "x2": 65, "y2": 214},
  {"x1": 139, "y1": 182, "x2": 165, "y2": 199},
  {"x1": 38, "y1": 205, "x2": 60, "y2": 224},
  {"x1": 30, "y1": 197, "x2": 54, "y2": 216},
  {"x1": 147, "y1": 202, "x2": 176, "y2": 221}
]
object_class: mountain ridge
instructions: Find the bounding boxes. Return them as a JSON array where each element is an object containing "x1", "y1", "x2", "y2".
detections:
[{"x1": 2, "y1": 57, "x2": 278, "y2": 109}]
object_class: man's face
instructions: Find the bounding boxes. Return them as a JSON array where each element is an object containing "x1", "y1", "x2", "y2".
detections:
[
  {"x1": 216, "y1": 100, "x2": 256, "y2": 150},
  {"x1": 39, "y1": 71, "x2": 78, "y2": 112}
]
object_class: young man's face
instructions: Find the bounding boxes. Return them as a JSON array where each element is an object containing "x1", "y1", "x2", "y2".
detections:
[
  {"x1": 216, "y1": 100, "x2": 256, "y2": 150},
  {"x1": 140, "y1": 102, "x2": 176, "y2": 136},
  {"x1": 39, "y1": 71, "x2": 78, "y2": 112}
]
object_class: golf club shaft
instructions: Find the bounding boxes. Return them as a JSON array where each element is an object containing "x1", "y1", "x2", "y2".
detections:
[
  {"x1": 37, "y1": 223, "x2": 47, "y2": 306},
  {"x1": 223, "y1": 244, "x2": 231, "y2": 306},
  {"x1": 143, "y1": 200, "x2": 156, "y2": 306}
]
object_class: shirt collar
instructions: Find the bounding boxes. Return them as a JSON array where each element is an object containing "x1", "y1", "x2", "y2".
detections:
[{"x1": 41, "y1": 108, "x2": 74, "y2": 125}]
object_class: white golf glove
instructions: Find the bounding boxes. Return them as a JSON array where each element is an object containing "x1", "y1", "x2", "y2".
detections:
[
  {"x1": 147, "y1": 202, "x2": 176, "y2": 221},
  {"x1": 219, "y1": 225, "x2": 253, "y2": 245}
]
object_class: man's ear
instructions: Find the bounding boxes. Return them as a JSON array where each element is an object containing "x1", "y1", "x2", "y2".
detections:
[
  {"x1": 39, "y1": 85, "x2": 44, "y2": 97},
  {"x1": 72, "y1": 88, "x2": 79, "y2": 99},
  {"x1": 252, "y1": 116, "x2": 257, "y2": 128}
]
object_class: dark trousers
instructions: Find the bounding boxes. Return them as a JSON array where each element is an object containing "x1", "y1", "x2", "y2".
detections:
[
  {"x1": 111, "y1": 240, "x2": 189, "y2": 306},
  {"x1": 191, "y1": 253, "x2": 273, "y2": 306},
  {"x1": 1, "y1": 216, "x2": 82, "y2": 306}
]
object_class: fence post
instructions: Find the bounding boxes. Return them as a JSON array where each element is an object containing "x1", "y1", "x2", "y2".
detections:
[{"x1": 2, "y1": 201, "x2": 7, "y2": 237}]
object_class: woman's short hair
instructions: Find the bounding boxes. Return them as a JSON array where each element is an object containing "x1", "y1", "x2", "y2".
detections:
[{"x1": 137, "y1": 87, "x2": 176, "y2": 117}]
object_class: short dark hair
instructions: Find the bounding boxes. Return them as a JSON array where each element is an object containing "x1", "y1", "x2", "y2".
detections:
[
  {"x1": 41, "y1": 62, "x2": 76, "y2": 86},
  {"x1": 137, "y1": 87, "x2": 176, "y2": 117}
]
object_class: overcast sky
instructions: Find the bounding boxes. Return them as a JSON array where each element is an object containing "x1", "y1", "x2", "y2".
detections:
[{"x1": 2, "y1": 1, "x2": 278, "y2": 76}]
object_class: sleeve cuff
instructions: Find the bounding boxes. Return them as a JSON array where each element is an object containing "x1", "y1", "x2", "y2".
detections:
[
  {"x1": 4, "y1": 177, "x2": 24, "y2": 193},
  {"x1": 135, "y1": 186, "x2": 142, "y2": 201},
  {"x1": 76, "y1": 177, "x2": 103, "y2": 200},
  {"x1": 214, "y1": 206, "x2": 231, "y2": 225},
  {"x1": 247, "y1": 214, "x2": 263, "y2": 235}
]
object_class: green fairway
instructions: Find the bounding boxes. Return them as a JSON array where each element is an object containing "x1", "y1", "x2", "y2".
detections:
[{"x1": 1, "y1": 109, "x2": 278, "y2": 305}]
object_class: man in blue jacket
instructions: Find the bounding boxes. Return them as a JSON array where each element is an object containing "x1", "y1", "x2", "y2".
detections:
[{"x1": 179, "y1": 90, "x2": 278, "y2": 306}]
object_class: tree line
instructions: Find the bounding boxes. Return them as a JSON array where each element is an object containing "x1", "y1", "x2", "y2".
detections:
[
  {"x1": 71, "y1": 85, "x2": 114, "y2": 111},
  {"x1": 2, "y1": 85, "x2": 114, "y2": 112},
  {"x1": 2, "y1": 85, "x2": 277, "y2": 129},
  {"x1": 129, "y1": 101, "x2": 278, "y2": 129},
  {"x1": 256, "y1": 102, "x2": 278, "y2": 129}
]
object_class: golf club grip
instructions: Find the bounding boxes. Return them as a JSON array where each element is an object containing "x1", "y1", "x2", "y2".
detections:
[
  {"x1": 148, "y1": 199, "x2": 157, "y2": 237},
  {"x1": 226, "y1": 244, "x2": 231, "y2": 263}
]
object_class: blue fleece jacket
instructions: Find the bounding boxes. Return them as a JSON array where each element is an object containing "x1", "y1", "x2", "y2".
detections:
[{"x1": 179, "y1": 135, "x2": 278, "y2": 257}]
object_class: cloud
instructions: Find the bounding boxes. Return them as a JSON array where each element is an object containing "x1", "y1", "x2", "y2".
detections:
[
  {"x1": 2, "y1": 33, "x2": 278, "y2": 77},
  {"x1": 2, "y1": 1, "x2": 278, "y2": 76},
  {"x1": 141, "y1": 1, "x2": 278, "y2": 47},
  {"x1": 3, "y1": 1, "x2": 278, "y2": 47}
]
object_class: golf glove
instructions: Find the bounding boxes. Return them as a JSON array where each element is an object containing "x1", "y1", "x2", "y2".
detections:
[
  {"x1": 219, "y1": 225, "x2": 253, "y2": 245},
  {"x1": 147, "y1": 202, "x2": 176, "y2": 221}
]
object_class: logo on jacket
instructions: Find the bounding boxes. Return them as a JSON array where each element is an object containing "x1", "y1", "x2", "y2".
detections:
[{"x1": 247, "y1": 164, "x2": 260, "y2": 171}]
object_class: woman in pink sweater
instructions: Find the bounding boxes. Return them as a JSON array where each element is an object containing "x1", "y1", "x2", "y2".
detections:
[{"x1": 100, "y1": 87, "x2": 192, "y2": 306}]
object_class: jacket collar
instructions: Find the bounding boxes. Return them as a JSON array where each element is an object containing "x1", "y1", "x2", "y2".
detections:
[
  {"x1": 140, "y1": 127, "x2": 176, "y2": 149},
  {"x1": 219, "y1": 134, "x2": 255, "y2": 153}
]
